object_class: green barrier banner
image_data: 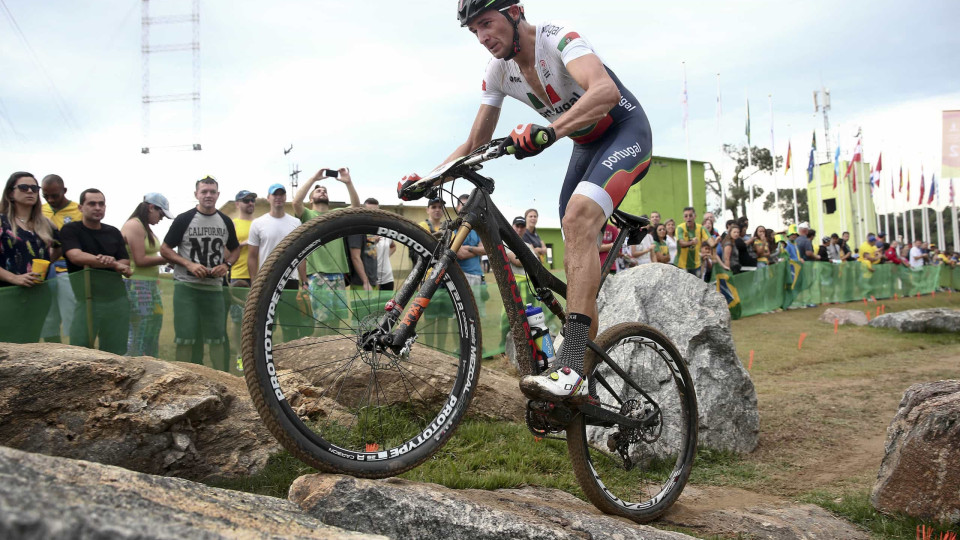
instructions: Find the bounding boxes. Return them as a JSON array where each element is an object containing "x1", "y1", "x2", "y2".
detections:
[{"x1": 3, "y1": 265, "x2": 947, "y2": 371}]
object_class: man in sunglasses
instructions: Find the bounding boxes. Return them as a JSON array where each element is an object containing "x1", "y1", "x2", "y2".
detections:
[{"x1": 230, "y1": 190, "x2": 257, "y2": 288}]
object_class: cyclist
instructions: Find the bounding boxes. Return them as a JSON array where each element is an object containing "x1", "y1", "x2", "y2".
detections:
[{"x1": 401, "y1": 0, "x2": 652, "y2": 401}]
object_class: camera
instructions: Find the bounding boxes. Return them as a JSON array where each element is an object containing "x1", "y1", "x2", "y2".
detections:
[{"x1": 323, "y1": 169, "x2": 339, "y2": 179}]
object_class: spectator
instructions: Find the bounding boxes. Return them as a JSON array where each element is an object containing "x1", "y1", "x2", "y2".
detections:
[
  {"x1": 796, "y1": 222, "x2": 818, "y2": 261},
  {"x1": 702, "y1": 216, "x2": 719, "y2": 243},
  {"x1": 419, "y1": 195, "x2": 445, "y2": 235},
  {"x1": 826, "y1": 234, "x2": 844, "y2": 262},
  {"x1": 817, "y1": 235, "x2": 830, "y2": 262},
  {"x1": 645, "y1": 210, "x2": 661, "y2": 236},
  {"x1": 765, "y1": 227, "x2": 780, "y2": 264},
  {"x1": 120, "y1": 193, "x2": 173, "y2": 357},
  {"x1": 229, "y1": 190, "x2": 257, "y2": 287},
  {"x1": 248, "y1": 183, "x2": 310, "y2": 341},
  {"x1": 928, "y1": 244, "x2": 941, "y2": 266},
  {"x1": 884, "y1": 240, "x2": 908, "y2": 266},
  {"x1": 720, "y1": 225, "x2": 741, "y2": 273},
  {"x1": 293, "y1": 168, "x2": 359, "y2": 317},
  {"x1": 716, "y1": 219, "x2": 735, "y2": 259},
  {"x1": 364, "y1": 198, "x2": 396, "y2": 290},
  {"x1": 652, "y1": 223, "x2": 670, "y2": 263},
  {"x1": 752, "y1": 226, "x2": 769, "y2": 268},
  {"x1": 454, "y1": 194, "x2": 485, "y2": 286},
  {"x1": 840, "y1": 231, "x2": 856, "y2": 260},
  {"x1": 628, "y1": 221, "x2": 657, "y2": 265},
  {"x1": 909, "y1": 239, "x2": 926, "y2": 269},
  {"x1": 0, "y1": 172, "x2": 59, "y2": 343},
  {"x1": 523, "y1": 208, "x2": 548, "y2": 262},
  {"x1": 60, "y1": 188, "x2": 131, "y2": 354},
  {"x1": 505, "y1": 216, "x2": 535, "y2": 277},
  {"x1": 675, "y1": 207, "x2": 710, "y2": 276},
  {"x1": 39, "y1": 173, "x2": 82, "y2": 343},
  {"x1": 783, "y1": 225, "x2": 801, "y2": 261},
  {"x1": 598, "y1": 220, "x2": 619, "y2": 272},
  {"x1": 858, "y1": 233, "x2": 881, "y2": 273},
  {"x1": 736, "y1": 217, "x2": 751, "y2": 241},
  {"x1": 664, "y1": 218, "x2": 678, "y2": 265},
  {"x1": 700, "y1": 243, "x2": 716, "y2": 282},
  {"x1": 734, "y1": 224, "x2": 758, "y2": 270},
  {"x1": 161, "y1": 176, "x2": 239, "y2": 369}
]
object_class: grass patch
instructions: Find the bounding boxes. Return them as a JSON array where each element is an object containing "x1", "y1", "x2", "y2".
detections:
[
  {"x1": 208, "y1": 452, "x2": 317, "y2": 499},
  {"x1": 801, "y1": 490, "x2": 958, "y2": 540}
]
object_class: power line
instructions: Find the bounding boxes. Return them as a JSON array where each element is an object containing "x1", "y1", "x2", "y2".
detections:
[{"x1": 0, "y1": 0, "x2": 82, "y2": 133}]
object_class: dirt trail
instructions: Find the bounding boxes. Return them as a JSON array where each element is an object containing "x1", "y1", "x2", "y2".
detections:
[{"x1": 655, "y1": 343, "x2": 960, "y2": 538}]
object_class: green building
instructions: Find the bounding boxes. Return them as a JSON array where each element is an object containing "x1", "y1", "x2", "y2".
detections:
[{"x1": 807, "y1": 160, "x2": 877, "y2": 246}]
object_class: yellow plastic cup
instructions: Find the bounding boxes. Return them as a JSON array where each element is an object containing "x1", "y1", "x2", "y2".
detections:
[{"x1": 31, "y1": 259, "x2": 50, "y2": 282}]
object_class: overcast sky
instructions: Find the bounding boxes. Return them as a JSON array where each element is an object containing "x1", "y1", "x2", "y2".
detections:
[{"x1": 2, "y1": 0, "x2": 958, "y2": 235}]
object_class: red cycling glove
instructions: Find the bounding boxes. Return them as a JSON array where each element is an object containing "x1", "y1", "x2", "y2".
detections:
[
  {"x1": 397, "y1": 173, "x2": 423, "y2": 201},
  {"x1": 501, "y1": 124, "x2": 557, "y2": 159}
]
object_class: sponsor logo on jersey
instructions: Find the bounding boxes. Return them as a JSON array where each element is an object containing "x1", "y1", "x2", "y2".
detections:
[
  {"x1": 509, "y1": 75, "x2": 522, "y2": 83},
  {"x1": 539, "y1": 59, "x2": 552, "y2": 79},
  {"x1": 557, "y1": 32, "x2": 581, "y2": 52},
  {"x1": 541, "y1": 24, "x2": 561, "y2": 37},
  {"x1": 601, "y1": 143, "x2": 644, "y2": 171},
  {"x1": 536, "y1": 91, "x2": 582, "y2": 119},
  {"x1": 527, "y1": 92, "x2": 546, "y2": 109}
]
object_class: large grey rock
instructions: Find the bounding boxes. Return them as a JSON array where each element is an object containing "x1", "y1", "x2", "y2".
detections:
[
  {"x1": 869, "y1": 308, "x2": 960, "y2": 333},
  {"x1": 819, "y1": 307, "x2": 869, "y2": 326},
  {"x1": 0, "y1": 343, "x2": 280, "y2": 480},
  {"x1": 871, "y1": 380, "x2": 960, "y2": 524},
  {"x1": 0, "y1": 445, "x2": 381, "y2": 539},
  {"x1": 290, "y1": 473, "x2": 696, "y2": 539},
  {"x1": 275, "y1": 335, "x2": 527, "y2": 422},
  {"x1": 596, "y1": 264, "x2": 759, "y2": 453}
]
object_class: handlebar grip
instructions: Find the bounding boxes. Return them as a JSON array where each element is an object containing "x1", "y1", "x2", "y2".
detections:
[{"x1": 505, "y1": 131, "x2": 552, "y2": 155}]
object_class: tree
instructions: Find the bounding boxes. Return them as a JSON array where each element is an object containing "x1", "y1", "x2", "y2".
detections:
[
  {"x1": 763, "y1": 189, "x2": 808, "y2": 226},
  {"x1": 718, "y1": 145, "x2": 782, "y2": 219}
]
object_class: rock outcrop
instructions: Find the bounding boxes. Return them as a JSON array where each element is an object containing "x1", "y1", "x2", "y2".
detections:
[
  {"x1": 596, "y1": 264, "x2": 759, "y2": 453},
  {"x1": 869, "y1": 308, "x2": 960, "y2": 333},
  {"x1": 290, "y1": 473, "x2": 696, "y2": 539},
  {"x1": 871, "y1": 380, "x2": 960, "y2": 524},
  {"x1": 819, "y1": 307, "x2": 869, "y2": 326},
  {"x1": 0, "y1": 343, "x2": 279, "y2": 480},
  {"x1": 0, "y1": 445, "x2": 380, "y2": 540}
]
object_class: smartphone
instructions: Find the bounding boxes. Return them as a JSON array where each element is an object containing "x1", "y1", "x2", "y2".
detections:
[{"x1": 323, "y1": 169, "x2": 339, "y2": 178}]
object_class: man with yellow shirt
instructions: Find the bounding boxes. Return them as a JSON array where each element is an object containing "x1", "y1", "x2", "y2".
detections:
[
  {"x1": 858, "y1": 233, "x2": 881, "y2": 273},
  {"x1": 675, "y1": 206, "x2": 711, "y2": 277},
  {"x1": 227, "y1": 189, "x2": 256, "y2": 370},
  {"x1": 39, "y1": 174, "x2": 83, "y2": 343}
]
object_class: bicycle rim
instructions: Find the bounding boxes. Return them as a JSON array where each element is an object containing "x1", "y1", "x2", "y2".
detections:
[
  {"x1": 568, "y1": 322, "x2": 697, "y2": 523},
  {"x1": 242, "y1": 208, "x2": 481, "y2": 477}
]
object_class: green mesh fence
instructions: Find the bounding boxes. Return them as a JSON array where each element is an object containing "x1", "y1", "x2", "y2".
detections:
[
  {"x1": 711, "y1": 261, "x2": 945, "y2": 319},
  {"x1": 2, "y1": 265, "x2": 951, "y2": 371}
]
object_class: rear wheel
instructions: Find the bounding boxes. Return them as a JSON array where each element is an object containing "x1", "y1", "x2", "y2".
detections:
[
  {"x1": 241, "y1": 208, "x2": 482, "y2": 477},
  {"x1": 567, "y1": 322, "x2": 697, "y2": 523}
]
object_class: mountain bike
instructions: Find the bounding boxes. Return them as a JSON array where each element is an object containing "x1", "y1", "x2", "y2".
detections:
[{"x1": 241, "y1": 135, "x2": 698, "y2": 523}]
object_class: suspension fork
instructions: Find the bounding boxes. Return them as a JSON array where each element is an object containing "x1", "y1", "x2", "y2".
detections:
[{"x1": 382, "y1": 222, "x2": 472, "y2": 351}]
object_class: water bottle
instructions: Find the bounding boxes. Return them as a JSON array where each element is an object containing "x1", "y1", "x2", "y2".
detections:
[{"x1": 525, "y1": 304, "x2": 555, "y2": 371}]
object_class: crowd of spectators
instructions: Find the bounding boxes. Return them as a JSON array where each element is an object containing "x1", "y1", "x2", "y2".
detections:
[{"x1": 602, "y1": 207, "x2": 959, "y2": 282}]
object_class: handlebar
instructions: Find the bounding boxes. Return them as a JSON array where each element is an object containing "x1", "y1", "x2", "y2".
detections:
[{"x1": 506, "y1": 131, "x2": 551, "y2": 155}]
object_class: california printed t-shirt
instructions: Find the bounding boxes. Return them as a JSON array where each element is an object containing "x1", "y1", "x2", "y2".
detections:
[{"x1": 163, "y1": 208, "x2": 239, "y2": 287}]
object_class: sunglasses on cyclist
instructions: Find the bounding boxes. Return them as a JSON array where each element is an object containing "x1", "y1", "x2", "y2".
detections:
[{"x1": 15, "y1": 184, "x2": 41, "y2": 193}]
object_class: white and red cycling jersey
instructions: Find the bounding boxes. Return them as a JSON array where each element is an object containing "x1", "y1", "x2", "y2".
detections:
[{"x1": 480, "y1": 21, "x2": 641, "y2": 145}]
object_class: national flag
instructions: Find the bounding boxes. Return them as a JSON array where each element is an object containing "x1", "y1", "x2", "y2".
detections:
[
  {"x1": 844, "y1": 138, "x2": 863, "y2": 179},
  {"x1": 890, "y1": 170, "x2": 894, "y2": 200},
  {"x1": 833, "y1": 145, "x2": 841, "y2": 189},
  {"x1": 784, "y1": 140, "x2": 792, "y2": 173},
  {"x1": 919, "y1": 166, "x2": 925, "y2": 206},
  {"x1": 873, "y1": 153, "x2": 882, "y2": 188},
  {"x1": 806, "y1": 131, "x2": 816, "y2": 183},
  {"x1": 898, "y1": 164, "x2": 903, "y2": 192},
  {"x1": 928, "y1": 173, "x2": 936, "y2": 205},
  {"x1": 951, "y1": 178, "x2": 955, "y2": 205},
  {"x1": 907, "y1": 170, "x2": 911, "y2": 202}
]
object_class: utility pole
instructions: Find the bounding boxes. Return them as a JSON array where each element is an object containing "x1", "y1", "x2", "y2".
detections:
[
  {"x1": 813, "y1": 86, "x2": 832, "y2": 159},
  {"x1": 141, "y1": 0, "x2": 201, "y2": 153}
]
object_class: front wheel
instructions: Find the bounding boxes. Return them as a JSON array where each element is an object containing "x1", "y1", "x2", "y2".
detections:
[
  {"x1": 567, "y1": 322, "x2": 698, "y2": 523},
  {"x1": 241, "y1": 208, "x2": 482, "y2": 478}
]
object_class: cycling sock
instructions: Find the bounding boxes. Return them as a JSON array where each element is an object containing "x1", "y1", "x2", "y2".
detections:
[{"x1": 555, "y1": 312, "x2": 591, "y2": 376}]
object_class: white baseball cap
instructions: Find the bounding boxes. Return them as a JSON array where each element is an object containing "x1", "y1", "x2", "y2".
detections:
[{"x1": 143, "y1": 193, "x2": 174, "y2": 218}]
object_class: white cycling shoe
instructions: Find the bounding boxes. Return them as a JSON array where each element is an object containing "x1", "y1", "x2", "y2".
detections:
[{"x1": 520, "y1": 365, "x2": 589, "y2": 402}]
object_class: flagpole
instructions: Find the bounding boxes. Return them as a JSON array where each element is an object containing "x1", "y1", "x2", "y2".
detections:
[
  {"x1": 936, "y1": 174, "x2": 945, "y2": 248},
  {"x1": 683, "y1": 62, "x2": 693, "y2": 208},
  {"x1": 788, "y1": 125, "x2": 799, "y2": 225},
  {"x1": 717, "y1": 73, "x2": 725, "y2": 221},
  {"x1": 951, "y1": 178, "x2": 958, "y2": 253},
  {"x1": 836, "y1": 125, "x2": 847, "y2": 237},
  {"x1": 815, "y1": 148, "x2": 824, "y2": 235},
  {"x1": 893, "y1": 172, "x2": 899, "y2": 242},
  {"x1": 769, "y1": 94, "x2": 779, "y2": 228},
  {"x1": 858, "y1": 137, "x2": 868, "y2": 242}
]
